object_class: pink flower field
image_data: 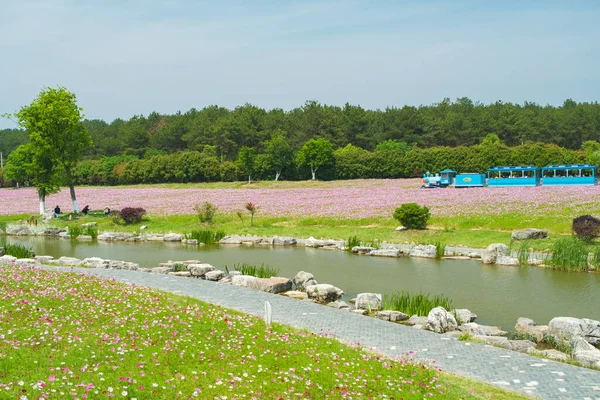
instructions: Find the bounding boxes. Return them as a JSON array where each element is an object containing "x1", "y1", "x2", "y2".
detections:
[{"x1": 1, "y1": 179, "x2": 599, "y2": 219}]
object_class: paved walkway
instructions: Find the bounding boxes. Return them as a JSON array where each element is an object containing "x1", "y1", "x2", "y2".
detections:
[{"x1": 41, "y1": 266, "x2": 600, "y2": 400}]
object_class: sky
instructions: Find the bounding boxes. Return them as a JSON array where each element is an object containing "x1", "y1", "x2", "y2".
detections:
[{"x1": 0, "y1": 0, "x2": 598, "y2": 128}]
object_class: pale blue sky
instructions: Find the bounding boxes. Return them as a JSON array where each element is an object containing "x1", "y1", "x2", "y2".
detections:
[{"x1": 0, "y1": 0, "x2": 598, "y2": 128}]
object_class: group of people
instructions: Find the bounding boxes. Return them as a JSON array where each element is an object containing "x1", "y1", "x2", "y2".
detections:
[{"x1": 52, "y1": 205, "x2": 111, "y2": 218}]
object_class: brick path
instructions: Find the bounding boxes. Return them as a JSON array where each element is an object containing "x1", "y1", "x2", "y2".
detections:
[{"x1": 42, "y1": 266, "x2": 600, "y2": 400}]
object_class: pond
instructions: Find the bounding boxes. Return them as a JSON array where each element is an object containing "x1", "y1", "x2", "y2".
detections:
[{"x1": 4, "y1": 236, "x2": 600, "y2": 329}]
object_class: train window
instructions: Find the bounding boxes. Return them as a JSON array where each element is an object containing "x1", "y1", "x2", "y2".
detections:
[
  {"x1": 582, "y1": 169, "x2": 592, "y2": 177},
  {"x1": 543, "y1": 170, "x2": 554, "y2": 178},
  {"x1": 523, "y1": 170, "x2": 534, "y2": 178},
  {"x1": 489, "y1": 171, "x2": 499, "y2": 179},
  {"x1": 500, "y1": 171, "x2": 510, "y2": 178},
  {"x1": 568, "y1": 169, "x2": 580, "y2": 177},
  {"x1": 555, "y1": 170, "x2": 566, "y2": 177}
]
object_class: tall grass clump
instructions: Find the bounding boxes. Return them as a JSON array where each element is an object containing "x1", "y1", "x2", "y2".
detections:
[
  {"x1": 347, "y1": 235, "x2": 360, "y2": 251},
  {"x1": 187, "y1": 229, "x2": 226, "y2": 244},
  {"x1": 433, "y1": 240, "x2": 446, "y2": 259},
  {"x1": 591, "y1": 247, "x2": 600, "y2": 269},
  {"x1": 67, "y1": 224, "x2": 83, "y2": 239},
  {"x1": 0, "y1": 221, "x2": 7, "y2": 233},
  {"x1": 2, "y1": 243, "x2": 35, "y2": 258},
  {"x1": 227, "y1": 263, "x2": 280, "y2": 278},
  {"x1": 382, "y1": 291, "x2": 453, "y2": 316},
  {"x1": 549, "y1": 237, "x2": 589, "y2": 271},
  {"x1": 84, "y1": 226, "x2": 98, "y2": 239},
  {"x1": 517, "y1": 241, "x2": 531, "y2": 265}
]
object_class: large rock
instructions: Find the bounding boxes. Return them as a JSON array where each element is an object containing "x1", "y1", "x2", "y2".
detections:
[
  {"x1": 355, "y1": 293, "x2": 383, "y2": 311},
  {"x1": 305, "y1": 284, "x2": 344, "y2": 304},
  {"x1": 188, "y1": 264, "x2": 215, "y2": 278},
  {"x1": 57, "y1": 256, "x2": 82, "y2": 266},
  {"x1": 458, "y1": 322, "x2": 506, "y2": 337},
  {"x1": 327, "y1": 300, "x2": 352, "y2": 310},
  {"x1": 163, "y1": 233, "x2": 184, "y2": 242},
  {"x1": 454, "y1": 309, "x2": 477, "y2": 325},
  {"x1": 35, "y1": 255, "x2": 54, "y2": 263},
  {"x1": 219, "y1": 236, "x2": 243, "y2": 245},
  {"x1": 81, "y1": 222, "x2": 97, "y2": 228},
  {"x1": 376, "y1": 310, "x2": 409, "y2": 322},
  {"x1": 97, "y1": 232, "x2": 117, "y2": 241},
  {"x1": 281, "y1": 290, "x2": 308, "y2": 300},
  {"x1": 426, "y1": 307, "x2": 458, "y2": 333},
  {"x1": 231, "y1": 275, "x2": 292, "y2": 294},
  {"x1": 6, "y1": 224, "x2": 32, "y2": 236},
  {"x1": 548, "y1": 317, "x2": 600, "y2": 346},
  {"x1": 151, "y1": 266, "x2": 172, "y2": 274},
  {"x1": 352, "y1": 246, "x2": 376, "y2": 254},
  {"x1": 205, "y1": 270, "x2": 227, "y2": 281},
  {"x1": 408, "y1": 244, "x2": 437, "y2": 258},
  {"x1": 515, "y1": 318, "x2": 548, "y2": 343},
  {"x1": 14, "y1": 258, "x2": 36, "y2": 265},
  {"x1": 496, "y1": 256, "x2": 519, "y2": 266},
  {"x1": 511, "y1": 228, "x2": 548, "y2": 241},
  {"x1": 293, "y1": 271, "x2": 318, "y2": 290},
  {"x1": 473, "y1": 335, "x2": 511, "y2": 349},
  {"x1": 481, "y1": 243, "x2": 508, "y2": 264},
  {"x1": 536, "y1": 349, "x2": 570, "y2": 361},
  {"x1": 571, "y1": 336, "x2": 600, "y2": 368},
  {"x1": 369, "y1": 249, "x2": 402, "y2": 257},
  {"x1": 42, "y1": 228, "x2": 66, "y2": 236},
  {"x1": 81, "y1": 257, "x2": 139, "y2": 270},
  {"x1": 272, "y1": 236, "x2": 297, "y2": 246},
  {"x1": 509, "y1": 340, "x2": 537, "y2": 353},
  {"x1": 0, "y1": 255, "x2": 17, "y2": 263},
  {"x1": 405, "y1": 315, "x2": 429, "y2": 326},
  {"x1": 76, "y1": 235, "x2": 93, "y2": 241}
]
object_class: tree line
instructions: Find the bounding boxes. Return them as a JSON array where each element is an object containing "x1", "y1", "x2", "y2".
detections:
[{"x1": 2, "y1": 98, "x2": 600, "y2": 162}]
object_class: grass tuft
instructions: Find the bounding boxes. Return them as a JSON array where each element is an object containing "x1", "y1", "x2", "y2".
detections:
[
  {"x1": 346, "y1": 235, "x2": 360, "y2": 251},
  {"x1": 549, "y1": 237, "x2": 589, "y2": 271},
  {"x1": 1, "y1": 242, "x2": 34, "y2": 258},
  {"x1": 186, "y1": 229, "x2": 226, "y2": 244},
  {"x1": 382, "y1": 291, "x2": 453, "y2": 316},
  {"x1": 228, "y1": 263, "x2": 280, "y2": 278}
]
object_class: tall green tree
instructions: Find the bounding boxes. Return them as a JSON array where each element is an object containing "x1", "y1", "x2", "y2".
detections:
[
  {"x1": 264, "y1": 130, "x2": 294, "y2": 181},
  {"x1": 296, "y1": 138, "x2": 334, "y2": 180},
  {"x1": 9, "y1": 87, "x2": 92, "y2": 213},
  {"x1": 4, "y1": 143, "x2": 62, "y2": 214},
  {"x1": 237, "y1": 146, "x2": 256, "y2": 183}
]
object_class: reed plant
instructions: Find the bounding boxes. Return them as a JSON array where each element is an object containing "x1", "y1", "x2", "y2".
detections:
[
  {"x1": 84, "y1": 226, "x2": 98, "y2": 239},
  {"x1": 382, "y1": 291, "x2": 453, "y2": 316},
  {"x1": 0, "y1": 221, "x2": 7, "y2": 232},
  {"x1": 517, "y1": 241, "x2": 531, "y2": 265},
  {"x1": 433, "y1": 240, "x2": 446, "y2": 259},
  {"x1": 2, "y1": 243, "x2": 34, "y2": 258},
  {"x1": 549, "y1": 237, "x2": 589, "y2": 271},
  {"x1": 592, "y1": 246, "x2": 600, "y2": 269},
  {"x1": 346, "y1": 235, "x2": 360, "y2": 251},
  {"x1": 67, "y1": 224, "x2": 83, "y2": 239},
  {"x1": 227, "y1": 263, "x2": 280, "y2": 278},
  {"x1": 187, "y1": 229, "x2": 226, "y2": 244}
]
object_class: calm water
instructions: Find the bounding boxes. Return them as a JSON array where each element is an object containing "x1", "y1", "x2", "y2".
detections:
[{"x1": 4, "y1": 236, "x2": 600, "y2": 329}]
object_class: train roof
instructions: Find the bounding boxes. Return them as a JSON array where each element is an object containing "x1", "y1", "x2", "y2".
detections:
[
  {"x1": 488, "y1": 166, "x2": 540, "y2": 171},
  {"x1": 542, "y1": 164, "x2": 598, "y2": 170}
]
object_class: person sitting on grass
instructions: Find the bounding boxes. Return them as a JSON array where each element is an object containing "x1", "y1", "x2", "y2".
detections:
[
  {"x1": 104, "y1": 207, "x2": 111, "y2": 216},
  {"x1": 81, "y1": 205, "x2": 90, "y2": 215},
  {"x1": 53, "y1": 205, "x2": 61, "y2": 218}
]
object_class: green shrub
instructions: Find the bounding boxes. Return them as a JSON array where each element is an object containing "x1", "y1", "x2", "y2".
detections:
[
  {"x1": 187, "y1": 229, "x2": 226, "y2": 245},
  {"x1": 85, "y1": 226, "x2": 98, "y2": 239},
  {"x1": 549, "y1": 237, "x2": 589, "y2": 271},
  {"x1": 228, "y1": 263, "x2": 280, "y2": 278},
  {"x1": 382, "y1": 291, "x2": 453, "y2": 316},
  {"x1": 68, "y1": 224, "x2": 83, "y2": 239},
  {"x1": 194, "y1": 202, "x2": 218, "y2": 224},
  {"x1": 517, "y1": 241, "x2": 531, "y2": 265},
  {"x1": 393, "y1": 203, "x2": 430, "y2": 230},
  {"x1": 2, "y1": 243, "x2": 34, "y2": 258},
  {"x1": 172, "y1": 263, "x2": 187, "y2": 272}
]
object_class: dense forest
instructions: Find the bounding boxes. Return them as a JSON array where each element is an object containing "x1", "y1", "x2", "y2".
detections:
[{"x1": 2, "y1": 98, "x2": 600, "y2": 185}]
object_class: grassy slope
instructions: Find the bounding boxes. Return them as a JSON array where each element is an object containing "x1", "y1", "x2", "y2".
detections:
[{"x1": 0, "y1": 266, "x2": 528, "y2": 399}]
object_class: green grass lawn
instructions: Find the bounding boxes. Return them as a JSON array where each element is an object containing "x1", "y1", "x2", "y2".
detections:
[{"x1": 0, "y1": 266, "x2": 528, "y2": 399}]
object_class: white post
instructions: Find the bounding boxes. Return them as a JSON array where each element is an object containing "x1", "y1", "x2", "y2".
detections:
[{"x1": 264, "y1": 301, "x2": 272, "y2": 328}]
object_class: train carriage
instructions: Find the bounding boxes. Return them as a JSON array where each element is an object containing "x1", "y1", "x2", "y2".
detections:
[
  {"x1": 487, "y1": 166, "x2": 541, "y2": 187},
  {"x1": 541, "y1": 164, "x2": 598, "y2": 186}
]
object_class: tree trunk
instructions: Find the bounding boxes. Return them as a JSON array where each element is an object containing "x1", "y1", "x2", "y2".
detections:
[
  {"x1": 311, "y1": 167, "x2": 316, "y2": 181},
  {"x1": 69, "y1": 185, "x2": 79, "y2": 213},
  {"x1": 38, "y1": 190, "x2": 46, "y2": 215},
  {"x1": 248, "y1": 175, "x2": 251, "y2": 184},
  {"x1": 275, "y1": 171, "x2": 281, "y2": 181}
]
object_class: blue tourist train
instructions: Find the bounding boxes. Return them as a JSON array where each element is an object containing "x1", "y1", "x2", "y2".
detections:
[
  {"x1": 422, "y1": 164, "x2": 599, "y2": 188},
  {"x1": 541, "y1": 164, "x2": 598, "y2": 186}
]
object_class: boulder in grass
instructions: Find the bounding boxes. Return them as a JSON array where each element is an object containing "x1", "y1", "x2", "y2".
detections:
[
  {"x1": 376, "y1": 310, "x2": 409, "y2": 322},
  {"x1": 571, "y1": 336, "x2": 600, "y2": 368},
  {"x1": 273, "y1": 236, "x2": 297, "y2": 246},
  {"x1": 163, "y1": 233, "x2": 184, "y2": 242},
  {"x1": 453, "y1": 309, "x2": 477, "y2": 325},
  {"x1": 231, "y1": 275, "x2": 292, "y2": 294},
  {"x1": 205, "y1": 270, "x2": 227, "y2": 281},
  {"x1": 405, "y1": 315, "x2": 429, "y2": 326},
  {"x1": 548, "y1": 317, "x2": 600, "y2": 346},
  {"x1": 515, "y1": 318, "x2": 548, "y2": 343},
  {"x1": 408, "y1": 245, "x2": 437, "y2": 258},
  {"x1": 511, "y1": 228, "x2": 548, "y2": 241}
]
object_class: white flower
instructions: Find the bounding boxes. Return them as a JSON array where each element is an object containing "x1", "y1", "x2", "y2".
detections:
[{"x1": 121, "y1": 391, "x2": 128, "y2": 396}]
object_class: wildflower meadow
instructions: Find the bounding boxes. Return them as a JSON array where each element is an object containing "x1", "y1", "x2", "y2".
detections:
[{"x1": 0, "y1": 265, "x2": 522, "y2": 399}]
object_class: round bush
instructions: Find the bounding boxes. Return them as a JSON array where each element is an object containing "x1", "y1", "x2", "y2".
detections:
[
  {"x1": 572, "y1": 214, "x2": 600, "y2": 240},
  {"x1": 393, "y1": 203, "x2": 430, "y2": 230}
]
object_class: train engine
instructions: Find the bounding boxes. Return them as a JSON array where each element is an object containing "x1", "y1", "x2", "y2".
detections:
[{"x1": 422, "y1": 169, "x2": 456, "y2": 188}]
